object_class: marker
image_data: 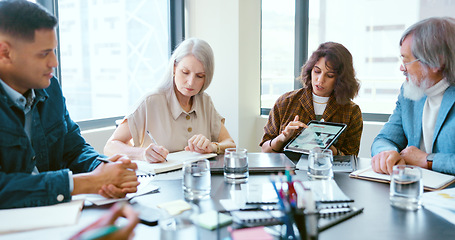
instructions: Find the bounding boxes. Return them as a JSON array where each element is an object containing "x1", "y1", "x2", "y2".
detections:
[{"x1": 78, "y1": 225, "x2": 120, "y2": 240}]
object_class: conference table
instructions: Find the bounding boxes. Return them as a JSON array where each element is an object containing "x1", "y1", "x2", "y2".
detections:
[{"x1": 3, "y1": 154, "x2": 455, "y2": 240}]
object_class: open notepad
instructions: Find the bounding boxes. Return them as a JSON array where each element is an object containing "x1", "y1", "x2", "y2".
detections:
[
  {"x1": 134, "y1": 151, "x2": 217, "y2": 174},
  {"x1": 0, "y1": 200, "x2": 84, "y2": 234},
  {"x1": 349, "y1": 167, "x2": 455, "y2": 191}
]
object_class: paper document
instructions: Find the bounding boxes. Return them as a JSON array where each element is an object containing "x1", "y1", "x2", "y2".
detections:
[
  {"x1": 134, "y1": 151, "x2": 217, "y2": 174},
  {"x1": 422, "y1": 188, "x2": 455, "y2": 225},
  {"x1": 0, "y1": 199, "x2": 83, "y2": 234}
]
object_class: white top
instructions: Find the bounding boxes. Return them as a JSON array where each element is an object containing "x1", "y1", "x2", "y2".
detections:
[
  {"x1": 312, "y1": 93, "x2": 329, "y2": 116},
  {"x1": 126, "y1": 88, "x2": 224, "y2": 153},
  {"x1": 421, "y1": 78, "x2": 450, "y2": 153}
]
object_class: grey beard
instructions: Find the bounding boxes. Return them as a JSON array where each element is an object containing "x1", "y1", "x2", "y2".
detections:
[{"x1": 402, "y1": 70, "x2": 430, "y2": 101}]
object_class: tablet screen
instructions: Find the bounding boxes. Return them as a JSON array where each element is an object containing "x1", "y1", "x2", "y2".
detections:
[{"x1": 284, "y1": 121, "x2": 347, "y2": 154}]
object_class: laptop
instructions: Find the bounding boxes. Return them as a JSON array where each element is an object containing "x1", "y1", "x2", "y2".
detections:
[{"x1": 210, "y1": 152, "x2": 295, "y2": 174}]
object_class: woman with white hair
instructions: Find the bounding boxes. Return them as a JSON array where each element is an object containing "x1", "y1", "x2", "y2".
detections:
[{"x1": 104, "y1": 38, "x2": 235, "y2": 163}]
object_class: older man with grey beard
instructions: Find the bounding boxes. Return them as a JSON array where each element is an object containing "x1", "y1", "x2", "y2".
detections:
[{"x1": 371, "y1": 17, "x2": 455, "y2": 175}]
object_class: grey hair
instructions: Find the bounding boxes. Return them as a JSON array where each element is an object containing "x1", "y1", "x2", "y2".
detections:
[
  {"x1": 157, "y1": 38, "x2": 214, "y2": 94},
  {"x1": 400, "y1": 17, "x2": 455, "y2": 84}
]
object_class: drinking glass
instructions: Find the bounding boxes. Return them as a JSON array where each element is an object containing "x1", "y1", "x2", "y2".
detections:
[
  {"x1": 307, "y1": 148, "x2": 333, "y2": 180},
  {"x1": 224, "y1": 148, "x2": 249, "y2": 184},
  {"x1": 390, "y1": 165, "x2": 423, "y2": 210},
  {"x1": 182, "y1": 159, "x2": 211, "y2": 201}
]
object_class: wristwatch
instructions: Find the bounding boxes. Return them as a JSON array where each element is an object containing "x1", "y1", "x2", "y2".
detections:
[{"x1": 427, "y1": 153, "x2": 435, "y2": 170}]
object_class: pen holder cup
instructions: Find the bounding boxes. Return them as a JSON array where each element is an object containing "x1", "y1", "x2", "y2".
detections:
[{"x1": 294, "y1": 208, "x2": 319, "y2": 240}]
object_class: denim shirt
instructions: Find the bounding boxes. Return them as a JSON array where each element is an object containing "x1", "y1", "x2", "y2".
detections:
[{"x1": 0, "y1": 77, "x2": 101, "y2": 209}]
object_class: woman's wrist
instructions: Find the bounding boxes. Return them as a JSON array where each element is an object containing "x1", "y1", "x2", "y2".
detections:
[
  {"x1": 212, "y1": 142, "x2": 221, "y2": 154},
  {"x1": 269, "y1": 138, "x2": 280, "y2": 152}
]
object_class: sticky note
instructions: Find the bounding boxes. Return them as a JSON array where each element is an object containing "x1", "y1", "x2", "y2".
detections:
[
  {"x1": 157, "y1": 200, "x2": 191, "y2": 216},
  {"x1": 193, "y1": 210, "x2": 233, "y2": 230}
]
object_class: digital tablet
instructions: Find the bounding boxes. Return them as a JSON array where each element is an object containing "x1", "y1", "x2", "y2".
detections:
[{"x1": 284, "y1": 120, "x2": 347, "y2": 154}]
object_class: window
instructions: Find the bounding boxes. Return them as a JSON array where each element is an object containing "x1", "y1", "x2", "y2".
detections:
[
  {"x1": 261, "y1": 0, "x2": 455, "y2": 117},
  {"x1": 261, "y1": 0, "x2": 295, "y2": 110},
  {"x1": 57, "y1": 0, "x2": 170, "y2": 122}
]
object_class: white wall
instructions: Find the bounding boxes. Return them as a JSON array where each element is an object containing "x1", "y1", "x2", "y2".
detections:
[{"x1": 185, "y1": 0, "x2": 261, "y2": 152}]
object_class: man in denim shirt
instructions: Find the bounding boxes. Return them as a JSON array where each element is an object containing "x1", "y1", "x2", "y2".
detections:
[{"x1": 0, "y1": 0, "x2": 139, "y2": 209}]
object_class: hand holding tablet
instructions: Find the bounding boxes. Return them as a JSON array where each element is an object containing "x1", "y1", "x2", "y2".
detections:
[{"x1": 284, "y1": 120, "x2": 347, "y2": 154}]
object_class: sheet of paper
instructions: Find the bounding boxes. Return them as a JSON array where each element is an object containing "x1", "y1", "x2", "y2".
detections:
[
  {"x1": 80, "y1": 175, "x2": 159, "y2": 205},
  {"x1": 134, "y1": 151, "x2": 216, "y2": 174},
  {"x1": 0, "y1": 200, "x2": 84, "y2": 234},
  {"x1": 422, "y1": 188, "x2": 455, "y2": 211}
]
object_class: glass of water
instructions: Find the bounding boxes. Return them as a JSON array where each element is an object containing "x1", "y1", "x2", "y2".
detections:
[
  {"x1": 224, "y1": 148, "x2": 249, "y2": 184},
  {"x1": 182, "y1": 159, "x2": 211, "y2": 201},
  {"x1": 307, "y1": 148, "x2": 333, "y2": 180},
  {"x1": 390, "y1": 165, "x2": 423, "y2": 210}
]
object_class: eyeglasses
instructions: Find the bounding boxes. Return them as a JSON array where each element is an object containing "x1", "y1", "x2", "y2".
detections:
[{"x1": 400, "y1": 56, "x2": 420, "y2": 71}]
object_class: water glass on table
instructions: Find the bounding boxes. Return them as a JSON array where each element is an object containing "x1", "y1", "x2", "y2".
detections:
[
  {"x1": 182, "y1": 159, "x2": 211, "y2": 201},
  {"x1": 390, "y1": 165, "x2": 423, "y2": 210},
  {"x1": 307, "y1": 148, "x2": 333, "y2": 180},
  {"x1": 224, "y1": 148, "x2": 249, "y2": 184}
]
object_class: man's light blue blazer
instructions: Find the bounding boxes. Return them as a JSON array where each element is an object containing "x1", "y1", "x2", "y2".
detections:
[{"x1": 371, "y1": 84, "x2": 455, "y2": 174}]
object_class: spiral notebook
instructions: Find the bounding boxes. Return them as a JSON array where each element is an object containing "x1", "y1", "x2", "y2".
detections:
[
  {"x1": 301, "y1": 179, "x2": 354, "y2": 209},
  {"x1": 230, "y1": 210, "x2": 284, "y2": 227}
]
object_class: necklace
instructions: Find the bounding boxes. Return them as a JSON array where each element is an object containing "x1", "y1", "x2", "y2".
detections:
[{"x1": 313, "y1": 100, "x2": 328, "y2": 104}]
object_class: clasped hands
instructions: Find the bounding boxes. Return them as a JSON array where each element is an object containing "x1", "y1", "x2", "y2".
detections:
[
  {"x1": 143, "y1": 134, "x2": 216, "y2": 163},
  {"x1": 371, "y1": 146, "x2": 429, "y2": 175},
  {"x1": 92, "y1": 154, "x2": 140, "y2": 199}
]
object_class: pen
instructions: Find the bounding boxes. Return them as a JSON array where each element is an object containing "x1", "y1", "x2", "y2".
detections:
[
  {"x1": 146, "y1": 130, "x2": 168, "y2": 162},
  {"x1": 97, "y1": 157, "x2": 153, "y2": 177}
]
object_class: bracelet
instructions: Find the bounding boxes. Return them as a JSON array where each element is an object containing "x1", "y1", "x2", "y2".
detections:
[
  {"x1": 269, "y1": 138, "x2": 280, "y2": 152},
  {"x1": 334, "y1": 147, "x2": 341, "y2": 155},
  {"x1": 213, "y1": 142, "x2": 221, "y2": 154}
]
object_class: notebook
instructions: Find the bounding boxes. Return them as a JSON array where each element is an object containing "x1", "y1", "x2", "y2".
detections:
[
  {"x1": 0, "y1": 200, "x2": 84, "y2": 234},
  {"x1": 134, "y1": 151, "x2": 217, "y2": 174},
  {"x1": 298, "y1": 179, "x2": 354, "y2": 209},
  {"x1": 296, "y1": 154, "x2": 358, "y2": 172},
  {"x1": 317, "y1": 206, "x2": 364, "y2": 232},
  {"x1": 349, "y1": 167, "x2": 455, "y2": 191},
  {"x1": 210, "y1": 152, "x2": 295, "y2": 174},
  {"x1": 230, "y1": 210, "x2": 283, "y2": 227}
]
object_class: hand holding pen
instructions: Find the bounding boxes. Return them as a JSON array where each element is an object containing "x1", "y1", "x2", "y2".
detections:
[
  {"x1": 145, "y1": 130, "x2": 169, "y2": 163},
  {"x1": 70, "y1": 201, "x2": 139, "y2": 240},
  {"x1": 97, "y1": 157, "x2": 153, "y2": 177}
]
